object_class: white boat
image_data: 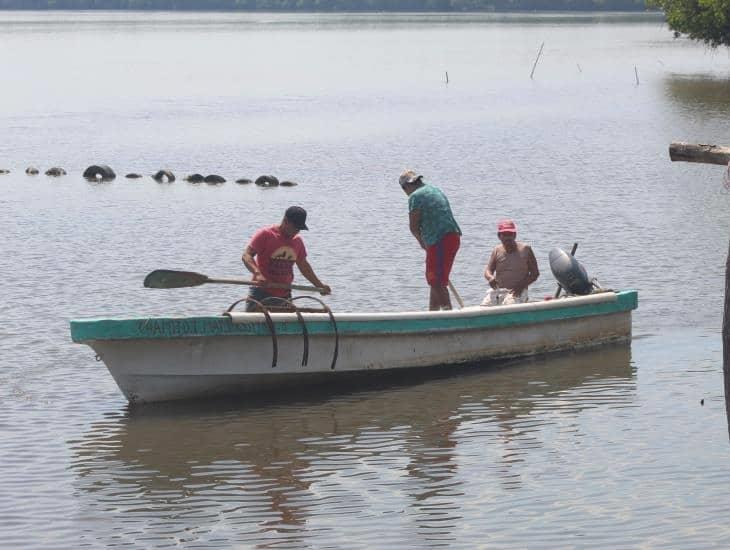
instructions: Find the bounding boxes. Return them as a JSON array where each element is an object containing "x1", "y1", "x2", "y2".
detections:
[{"x1": 70, "y1": 290, "x2": 638, "y2": 404}]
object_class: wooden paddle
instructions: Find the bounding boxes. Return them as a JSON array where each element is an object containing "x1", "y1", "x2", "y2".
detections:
[
  {"x1": 143, "y1": 269, "x2": 326, "y2": 293},
  {"x1": 448, "y1": 280, "x2": 465, "y2": 309}
]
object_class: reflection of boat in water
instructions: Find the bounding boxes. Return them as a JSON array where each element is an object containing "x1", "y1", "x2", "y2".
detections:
[
  {"x1": 70, "y1": 344, "x2": 634, "y2": 544},
  {"x1": 69, "y1": 290, "x2": 638, "y2": 404}
]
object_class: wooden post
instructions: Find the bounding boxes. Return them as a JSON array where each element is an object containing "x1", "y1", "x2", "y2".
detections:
[
  {"x1": 530, "y1": 42, "x2": 545, "y2": 80},
  {"x1": 669, "y1": 142, "x2": 730, "y2": 165},
  {"x1": 724, "y1": 241, "x2": 730, "y2": 438}
]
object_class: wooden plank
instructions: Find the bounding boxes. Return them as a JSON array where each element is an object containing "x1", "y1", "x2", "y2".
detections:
[{"x1": 669, "y1": 142, "x2": 730, "y2": 165}]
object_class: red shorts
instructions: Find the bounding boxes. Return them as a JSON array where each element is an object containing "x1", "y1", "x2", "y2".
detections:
[{"x1": 426, "y1": 232, "x2": 460, "y2": 287}]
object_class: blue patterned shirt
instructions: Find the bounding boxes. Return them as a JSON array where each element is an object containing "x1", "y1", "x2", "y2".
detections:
[{"x1": 408, "y1": 183, "x2": 461, "y2": 247}]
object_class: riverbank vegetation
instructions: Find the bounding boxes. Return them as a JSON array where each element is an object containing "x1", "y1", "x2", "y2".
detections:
[
  {"x1": 0, "y1": 0, "x2": 650, "y2": 11},
  {"x1": 650, "y1": 0, "x2": 730, "y2": 47}
]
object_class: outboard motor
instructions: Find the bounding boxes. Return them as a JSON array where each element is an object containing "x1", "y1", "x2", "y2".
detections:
[{"x1": 549, "y1": 247, "x2": 594, "y2": 295}]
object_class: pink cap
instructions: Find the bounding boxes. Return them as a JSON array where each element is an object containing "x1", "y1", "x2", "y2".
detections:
[{"x1": 497, "y1": 219, "x2": 517, "y2": 234}]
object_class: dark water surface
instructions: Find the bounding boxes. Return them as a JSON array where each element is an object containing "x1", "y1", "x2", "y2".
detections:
[{"x1": 1, "y1": 11, "x2": 729, "y2": 548}]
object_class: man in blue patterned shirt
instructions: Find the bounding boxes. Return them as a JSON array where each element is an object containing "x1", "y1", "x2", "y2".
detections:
[{"x1": 399, "y1": 169, "x2": 462, "y2": 310}]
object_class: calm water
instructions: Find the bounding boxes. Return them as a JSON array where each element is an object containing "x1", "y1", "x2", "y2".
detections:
[{"x1": 1, "y1": 11, "x2": 729, "y2": 548}]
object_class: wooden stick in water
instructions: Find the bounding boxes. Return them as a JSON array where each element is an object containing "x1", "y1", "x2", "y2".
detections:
[
  {"x1": 635, "y1": 66, "x2": 640, "y2": 85},
  {"x1": 669, "y1": 142, "x2": 730, "y2": 165},
  {"x1": 724, "y1": 240, "x2": 730, "y2": 438},
  {"x1": 530, "y1": 42, "x2": 545, "y2": 80}
]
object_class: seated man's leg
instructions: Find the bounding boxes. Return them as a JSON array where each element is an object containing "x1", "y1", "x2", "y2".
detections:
[
  {"x1": 481, "y1": 288, "x2": 500, "y2": 307},
  {"x1": 481, "y1": 288, "x2": 512, "y2": 307},
  {"x1": 502, "y1": 289, "x2": 528, "y2": 305}
]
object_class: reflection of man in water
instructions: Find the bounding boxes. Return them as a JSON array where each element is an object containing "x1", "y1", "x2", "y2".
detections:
[
  {"x1": 242, "y1": 206, "x2": 331, "y2": 311},
  {"x1": 482, "y1": 219, "x2": 539, "y2": 306}
]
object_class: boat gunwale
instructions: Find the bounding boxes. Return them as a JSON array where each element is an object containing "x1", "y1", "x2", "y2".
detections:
[
  {"x1": 70, "y1": 290, "x2": 638, "y2": 343},
  {"x1": 226, "y1": 290, "x2": 619, "y2": 323}
]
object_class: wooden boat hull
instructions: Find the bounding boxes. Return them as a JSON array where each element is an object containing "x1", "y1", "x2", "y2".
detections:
[{"x1": 70, "y1": 291, "x2": 638, "y2": 404}]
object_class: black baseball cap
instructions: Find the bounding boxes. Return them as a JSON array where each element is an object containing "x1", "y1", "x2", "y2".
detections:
[{"x1": 285, "y1": 206, "x2": 308, "y2": 230}]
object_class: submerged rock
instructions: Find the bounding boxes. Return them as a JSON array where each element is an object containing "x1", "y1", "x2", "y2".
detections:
[
  {"x1": 280, "y1": 180, "x2": 298, "y2": 187},
  {"x1": 204, "y1": 174, "x2": 226, "y2": 184},
  {"x1": 0, "y1": 169, "x2": 9, "y2": 175},
  {"x1": 152, "y1": 170, "x2": 175, "y2": 183},
  {"x1": 235, "y1": 178, "x2": 252, "y2": 184},
  {"x1": 184, "y1": 173, "x2": 205, "y2": 183},
  {"x1": 125, "y1": 173, "x2": 143, "y2": 179},
  {"x1": 255, "y1": 175, "x2": 279, "y2": 187},
  {"x1": 25, "y1": 166, "x2": 39, "y2": 175},
  {"x1": 45, "y1": 167, "x2": 67, "y2": 177}
]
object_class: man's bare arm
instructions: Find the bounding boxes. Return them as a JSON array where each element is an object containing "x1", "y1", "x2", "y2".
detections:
[
  {"x1": 242, "y1": 246, "x2": 265, "y2": 282},
  {"x1": 484, "y1": 251, "x2": 498, "y2": 288},
  {"x1": 409, "y1": 209, "x2": 425, "y2": 250},
  {"x1": 296, "y1": 257, "x2": 331, "y2": 295}
]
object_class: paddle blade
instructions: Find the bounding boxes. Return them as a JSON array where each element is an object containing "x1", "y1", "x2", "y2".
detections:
[{"x1": 144, "y1": 270, "x2": 210, "y2": 289}]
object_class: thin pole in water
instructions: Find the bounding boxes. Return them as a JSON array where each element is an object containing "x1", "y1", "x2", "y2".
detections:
[
  {"x1": 724, "y1": 240, "x2": 730, "y2": 439},
  {"x1": 445, "y1": 71, "x2": 449, "y2": 84},
  {"x1": 530, "y1": 42, "x2": 545, "y2": 80},
  {"x1": 577, "y1": 63, "x2": 582, "y2": 73},
  {"x1": 635, "y1": 66, "x2": 640, "y2": 85}
]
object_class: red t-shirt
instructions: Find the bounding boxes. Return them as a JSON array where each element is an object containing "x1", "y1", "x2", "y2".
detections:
[{"x1": 248, "y1": 225, "x2": 307, "y2": 297}]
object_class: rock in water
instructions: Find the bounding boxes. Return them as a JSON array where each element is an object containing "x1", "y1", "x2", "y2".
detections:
[
  {"x1": 152, "y1": 170, "x2": 175, "y2": 183},
  {"x1": 83, "y1": 165, "x2": 116, "y2": 181},
  {"x1": 204, "y1": 174, "x2": 226, "y2": 184},
  {"x1": 255, "y1": 175, "x2": 279, "y2": 187}
]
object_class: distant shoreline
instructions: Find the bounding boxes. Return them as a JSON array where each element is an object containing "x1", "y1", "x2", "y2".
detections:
[
  {"x1": 0, "y1": 8, "x2": 660, "y2": 11},
  {"x1": 0, "y1": 1, "x2": 658, "y2": 13}
]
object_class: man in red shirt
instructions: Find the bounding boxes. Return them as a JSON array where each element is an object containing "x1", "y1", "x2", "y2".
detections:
[{"x1": 242, "y1": 206, "x2": 331, "y2": 311}]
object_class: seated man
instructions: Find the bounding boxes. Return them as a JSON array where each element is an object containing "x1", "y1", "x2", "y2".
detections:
[{"x1": 482, "y1": 219, "x2": 539, "y2": 306}]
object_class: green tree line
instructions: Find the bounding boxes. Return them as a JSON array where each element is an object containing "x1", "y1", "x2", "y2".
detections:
[
  {"x1": 0, "y1": 0, "x2": 649, "y2": 11},
  {"x1": 650, "y1": 0, "x2": 730, "y2": 47}
]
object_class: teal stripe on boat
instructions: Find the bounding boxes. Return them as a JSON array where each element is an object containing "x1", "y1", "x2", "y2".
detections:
[{"x1": 70, "y1": 290, "x2": 637, "y2": 342}]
